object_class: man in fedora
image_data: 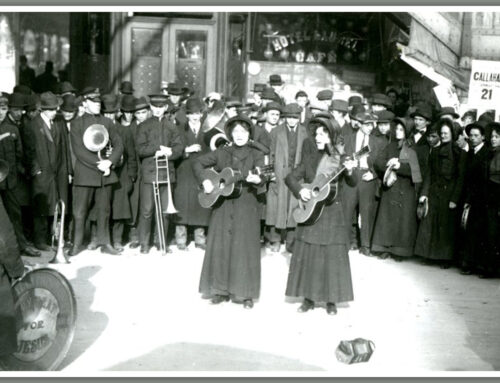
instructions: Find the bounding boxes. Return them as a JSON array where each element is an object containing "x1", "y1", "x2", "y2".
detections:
[
  {"x1": 342, "y1": 111, "x2": 385, "y2": 256},
  {"x1": 295, "y1": 90, "x2": 312, "y2": 126},
  {"x1": 410, "y1": 104, "x2": 433, "y2": 178},
  {"x1": 173, "y1": 97, "x2": 210, "y2": 251},
  {"x1": 266, "y1": 103, "x2": 308, "y2": 253},
  {"x1": 343, "y1": 103, "x2": 365, "y2": 138},
  {"x1": 0, "y1": 93, "x2": 40, "y2": 257},
  {"x1": 330, "y1": 99, "x2": 351, "y2": 136},
  {"x1": 268, "y1": 74, "x2": 285, "y2": 106},
  {"x1": 135, "y1": 94, "x2": 184, "y2": 254},
  {"x1": 57, "y1": 93, "x2": 79, "y2": 247},
  {"x1": 121, "y1": 95, "x2": 148, "y2": 249},
  {"x1": 24, "y1": 92, "x2": 71, "y2": 252},
  {"x1": 165, "y1": 83, "x2": 185, "y2": 123},
  {"x1": 69, "y1": 87, "x2": 124, "y2": 256}
]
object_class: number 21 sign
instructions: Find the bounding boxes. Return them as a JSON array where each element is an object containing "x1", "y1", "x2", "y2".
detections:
[{"x1": 468, "y1": 59, "x2": 500, "y2": 107}]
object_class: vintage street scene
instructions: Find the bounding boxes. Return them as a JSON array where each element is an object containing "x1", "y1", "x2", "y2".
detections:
[{"x1": 0, "y1": 9, "x2": 498, "y2": 375}]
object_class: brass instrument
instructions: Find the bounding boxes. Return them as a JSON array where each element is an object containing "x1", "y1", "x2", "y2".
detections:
[
  {"x1": 154, "y1": 154, "x2": 178, "y2": 255},
  {"x1": 83, "y1": 124, "x2": 111, "y2": 176},
  {"x1": 50, "y1": 200, "x2": 70, "y2": 264}
]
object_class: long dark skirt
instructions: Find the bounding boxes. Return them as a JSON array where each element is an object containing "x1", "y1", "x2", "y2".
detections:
[
  {"x1": 199, "y1": 192, "x2": 262, "y2": 300},
  {"x1": 285, "y1": 239, "x2": 353, "y2": 304},
  {"x1": 414, "y1": 191, "x2": 458, "y2": 261}
]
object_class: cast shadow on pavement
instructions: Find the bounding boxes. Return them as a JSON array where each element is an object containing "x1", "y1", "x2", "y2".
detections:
[
  {"x1": 105, "y1": 342, "x2": 325, "y2": 371},
  {"x1": 58, "y1": 265, "x2": 109, "y2": 370}
]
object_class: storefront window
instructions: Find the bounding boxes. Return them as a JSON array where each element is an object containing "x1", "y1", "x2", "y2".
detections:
[
  {"x1": 250, "y1": 13, "x2": 376, "y2": 66},
  {"x1": 174, "y1": 30, "x2": 207, "y2": 97},
  {"x1": 131, "y1": 27, "x2": 162, "y2": 98},
  {"x1": 0, "y1": 14, "x2": 16, "y2": 92}
]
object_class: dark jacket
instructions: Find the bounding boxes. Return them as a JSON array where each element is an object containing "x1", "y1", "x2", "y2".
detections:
[
  {"x1": 173, "y1": 122, "x2": 211, "y2": 226},
  {"x1": 136, "y1": 116, "x2": 184, "y2": 184},
  {"x1": 285, "y1": 149, "x2": 358, "y2": 246},
  {"x1": 372, "y1": 141, "x2": 421, "y2": 256},
  {"x1": 344, "y1": 130, "x2": 386, "y2": 177},
  {"x1": 0, "y1": 197, "x2": 24, "y2": 356},
  {"x1": 24, "y1": 114, "x2": 71, "y2": 216},
  {"x1": 0, "y1": 116, "x2": 24, "y2": 191},
  {"x1": 70, "y1": 113, "x2": 124, "y2": 187},
  {"x1": 193, "y1": 144, "x2": 266, "y2": 299},
  {"x1": 414, "y1": 142, "x2": 467, "y2": 260},
  {"x1": 112, "y1": 122, "x2": 138, "y2": 220}
]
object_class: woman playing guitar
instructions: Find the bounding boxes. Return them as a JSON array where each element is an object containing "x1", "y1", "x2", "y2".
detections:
[
  {"x1": 192, "y1": 115, "x2": 267, "y2": 309},
  {"x1": 284, "y1": 114, "x2": 358, "y2": 315}
]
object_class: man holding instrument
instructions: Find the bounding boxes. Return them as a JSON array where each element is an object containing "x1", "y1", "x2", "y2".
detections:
[
  {"x1": 136, "y1": 94, "x2": 184, "y2": 255},
  {"x1": 69, "y1": 87, "x2": 124, "y2": 256},
  {"x1": 24, "y1": 92, "x2": 71, "y2": 252}
]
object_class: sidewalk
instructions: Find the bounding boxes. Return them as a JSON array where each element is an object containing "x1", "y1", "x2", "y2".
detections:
[{"x1": 27, "y1": 243, "x2": 500, "y2": 374}]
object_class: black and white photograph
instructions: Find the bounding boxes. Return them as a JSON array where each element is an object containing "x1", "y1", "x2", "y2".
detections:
[{"x1": 0, "y1": 5, "x2": 498, "y2": 376}]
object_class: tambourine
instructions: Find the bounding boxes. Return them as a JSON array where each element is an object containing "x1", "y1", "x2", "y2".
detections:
[
  {"x1": 417, "y1": 198, "x2": 429, "y2": 220},
  {"x1": 383, "y1": 164, "x2": 397, "y2": 188},
  {"x1": 461, "y1": 205, "x2": 470, "y2": 230}
]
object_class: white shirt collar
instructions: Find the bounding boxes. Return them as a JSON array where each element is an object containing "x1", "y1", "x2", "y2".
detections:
[
  {"x1": 473, "y1": 142, "x2": 484, "y2": 154},
  {"x1": 40, "y1": 113, "x2": 52, "y2": 129}
]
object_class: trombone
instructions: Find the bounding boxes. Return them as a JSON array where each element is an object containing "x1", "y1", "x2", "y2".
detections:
[
  {"x1": 50, "y1": 199, "x2": 70, "y2": 264},
  {"x1": 153, "y1": 154, "x2": 178, "y2": 255}
]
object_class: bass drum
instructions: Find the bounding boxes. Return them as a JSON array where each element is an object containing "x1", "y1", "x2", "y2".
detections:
[{"x1": 0, "y1": 268, "x2": 77, "y2": 371}]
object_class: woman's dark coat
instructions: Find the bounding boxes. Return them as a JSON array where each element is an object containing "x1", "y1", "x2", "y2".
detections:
[
  {"x1": 193, "y1": 145, "x2": 265, "y2": 300},
  {"x1": 372, "y1": 141, "x2": 421, "y2": 257},
  {"x1": 284, "y1": 146, "x2": 358, "y2": 303},
  {"x1": 414, "y1": 142, "x2": 467, "y2": 260}
]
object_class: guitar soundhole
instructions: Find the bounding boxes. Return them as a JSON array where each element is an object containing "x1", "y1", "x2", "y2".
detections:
[
  {"x1": 219, "y1": 179, "x2": 226, "y2": 189},
  {"x1": 312, "y1": 187, "x2": 320, "y2": 197}
]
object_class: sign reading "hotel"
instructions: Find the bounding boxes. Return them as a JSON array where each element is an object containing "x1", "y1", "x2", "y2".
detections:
[{"x1": 468, "y1": 59, "x2": 500, "y2": 107}]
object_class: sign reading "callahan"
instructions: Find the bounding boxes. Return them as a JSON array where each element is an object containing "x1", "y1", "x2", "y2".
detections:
[{"x1": 468, "y1": 59, "x2": 500, "y2": 107}]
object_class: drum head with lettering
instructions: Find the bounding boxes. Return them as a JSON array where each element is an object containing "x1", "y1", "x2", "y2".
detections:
[{"x1": 0, "y1": 268, "x2": 76, "y2": 371}]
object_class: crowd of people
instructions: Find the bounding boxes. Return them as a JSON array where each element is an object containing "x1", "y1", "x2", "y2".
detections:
[{"x1": 0, "y1": 61, "x2": 499, "y2": 323}]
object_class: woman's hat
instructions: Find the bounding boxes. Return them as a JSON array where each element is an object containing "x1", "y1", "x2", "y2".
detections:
[
  {"x1": 224, "y1": 114, "x2": 254, "y2": 140},
  {"x1": 417, "y1": 199, "x2": 429, "y2": 220}
]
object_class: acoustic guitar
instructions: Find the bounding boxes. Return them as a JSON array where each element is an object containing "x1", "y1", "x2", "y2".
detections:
[
  {"x1": 293, "y1": 145, "x2": 371, "y2": 225},
  {"x1": 198, "y1": 164, "x2": 275, "y2": 208}
]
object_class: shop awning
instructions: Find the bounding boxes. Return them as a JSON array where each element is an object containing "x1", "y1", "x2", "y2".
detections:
[{"x1": 397, "y1": 19, "x2": 470, "y2": 91}]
